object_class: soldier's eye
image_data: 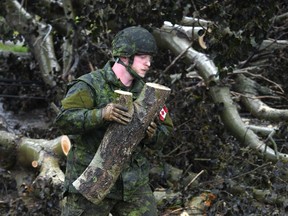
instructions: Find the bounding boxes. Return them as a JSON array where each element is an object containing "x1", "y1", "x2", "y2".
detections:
[{"x1": 138, "y1": 55, "x2": 152, "y2": 62}]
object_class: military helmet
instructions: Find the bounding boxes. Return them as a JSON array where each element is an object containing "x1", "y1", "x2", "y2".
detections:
[{"x1": 112, "y1": 26, "x2": 157, "y2": 57}]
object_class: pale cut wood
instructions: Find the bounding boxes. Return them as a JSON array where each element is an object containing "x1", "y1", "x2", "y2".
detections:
[{"x1": 60, "y1": 135, "x2": 71, "y2": 156}]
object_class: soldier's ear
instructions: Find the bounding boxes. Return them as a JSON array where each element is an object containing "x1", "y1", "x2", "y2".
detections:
[{"x1": 120, "y1": 57, "x2": 129, "y2": 65}]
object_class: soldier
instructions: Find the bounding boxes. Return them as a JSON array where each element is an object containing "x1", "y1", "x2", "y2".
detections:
[{"x1": 56, "y1": 26, "x2": 173, "y2": 216}]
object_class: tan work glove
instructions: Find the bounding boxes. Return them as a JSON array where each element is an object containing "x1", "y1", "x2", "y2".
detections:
[
  {"x1": 102, "y1": 103, "x2": 132, "y2": 125},
  {"x1": 146, "y1": 121, "x2": 157, "y2": 139}
]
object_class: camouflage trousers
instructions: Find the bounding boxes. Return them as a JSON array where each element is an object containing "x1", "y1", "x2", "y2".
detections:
[{"x1": 61, "y1": 184, "x2": 158, "y2": 216}]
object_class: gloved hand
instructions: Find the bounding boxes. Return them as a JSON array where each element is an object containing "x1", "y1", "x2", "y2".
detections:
[
  {"x1": 102, "y1": 103, "x2": 132, "y2": 125},
  {"x1": 146, "y1": 121, "x2": 157, "y2": 139}
]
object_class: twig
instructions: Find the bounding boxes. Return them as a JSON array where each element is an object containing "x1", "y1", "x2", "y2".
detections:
[
  {"x1": 162, "y1": 143, "x2": 184, "y2": 157},
  {"x1": 163, "y1": 41, "x2": 194, "y2": 74},
  {"x1": 230, "y1": 91, "x2": 284, "y2": 100},
  {"x1": 265, "y1": 130, "x2": 279, "y2": 160},
  {"x1": 230, "y1": 162, "x2": 272, "y2": 180},
  {"x1": 185, "y1": 169, "x2": 205, "y2": 190}
]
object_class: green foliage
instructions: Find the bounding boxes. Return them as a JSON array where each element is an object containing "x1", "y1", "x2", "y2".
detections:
[{"x1": 0, "y1": 43, "x2": 28, "y2": 53}]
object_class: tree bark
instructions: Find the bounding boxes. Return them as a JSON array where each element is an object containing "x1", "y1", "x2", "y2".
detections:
[{"x1": 72, "y1": 82, "x2": 171, "y2": 204}]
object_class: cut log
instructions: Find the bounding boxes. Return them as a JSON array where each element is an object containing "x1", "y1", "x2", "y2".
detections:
[
  {"x1": 72, "y1": 82, "x2": 171, "y2": 204},
  {"x1": 0, "y1": 129, "x2": 71, "y2": 187},
  {"x1": 17, "y1": 135, "x2": 71, "y2": 187},
  {"x1": 18, "y1": 135, "x2": 71, "y2": 167}
]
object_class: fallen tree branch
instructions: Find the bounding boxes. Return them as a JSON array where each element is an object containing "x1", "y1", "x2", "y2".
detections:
[
  {"x1": 234, "y1": 74, "x2": 288, "y2": 121},
  {"x1": 181, "y1": 16, "x2": 213, "y2": 27},
  {"x1": 232, "y1": 69, "x2": 284, "y2": 94},
  {"x1": 5, "y1": 0, "x2": 61, "y2": 87},
  {"x1": 246, "y1": 124, "x2": 276, "y2": 136},
  {"x1": 242, "y1": 94, "x2": 288, "y2": 121},
  {"x1": 153, "y1": 24, "x2": 288, "y2": 162},
  {"x1": 210, "y1": 86, "x2": 288, "y2": 161},
  {"x1": 0, "y1": 130, "x2": 70, "y2": 186}
]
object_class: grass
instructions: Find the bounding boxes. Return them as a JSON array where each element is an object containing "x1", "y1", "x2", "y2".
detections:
[{"x1": 0, "y1": 42, "x2": 28, "y2": 53}]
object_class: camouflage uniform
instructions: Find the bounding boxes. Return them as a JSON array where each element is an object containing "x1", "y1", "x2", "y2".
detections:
[{"x1": 56, "y1": 58, "x2": 173, "y2": 215}]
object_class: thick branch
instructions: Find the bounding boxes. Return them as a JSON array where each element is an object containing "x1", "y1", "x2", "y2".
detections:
[
  {"x1": 241, "y1": 95, "x2": 288, "y2": 121},
  {"x1": 18, "y1": 135, "x2": 70, "y2": 167},
  {"x1": 154, "y1": 26, "x2": 218, "y2": 85},
  {"x1": 61, "y1": 0, "x2": 77, "y2": 81},
  {"x1": 260, "y1": 39, "x2": 288, "y2": 51},
  {"x1": 73, "y1": 83, "x2": 171, "y2": 204},
  {"x1": 181, "y1": 16, "x2": 213, "y2": 27},
  {"x1": 0, "y1": 130, "x2": 71, "y2": 186},
  {"x1": 161, "y1": 22, "x2": 211, "y2": 49},
  {"x1": 5, "y1": 0, "x2": 60, "y2": 87},
  {"x1": 234, "y1": 74, "x2": 288, "y2": 121}
]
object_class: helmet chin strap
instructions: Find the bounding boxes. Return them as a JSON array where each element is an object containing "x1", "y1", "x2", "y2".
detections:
[{"x1": 115, "y1": 57, "x2": 145, "y2": 84}]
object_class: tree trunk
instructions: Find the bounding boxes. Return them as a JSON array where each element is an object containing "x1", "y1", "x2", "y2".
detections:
[{"x1": 72, "y1": 82, "x2": 171, "y2": 204}]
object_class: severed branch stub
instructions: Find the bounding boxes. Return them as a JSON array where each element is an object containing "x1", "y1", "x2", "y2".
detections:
[{"x1": 72, "y1": 82, "x2": 171, "y2": 204}]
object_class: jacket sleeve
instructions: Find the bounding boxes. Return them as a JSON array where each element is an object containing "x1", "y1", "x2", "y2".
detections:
[
  {"x1": 144, "y1": 106, "x2": 174, "y2": 150},
  {"x1": 55, "y1": 81, "x2": 104, "y2": 134}
]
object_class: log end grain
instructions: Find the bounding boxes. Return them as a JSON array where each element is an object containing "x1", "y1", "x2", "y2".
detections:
[{"x1": 61, "y1": 135, "x2": 71, "y2": 156}]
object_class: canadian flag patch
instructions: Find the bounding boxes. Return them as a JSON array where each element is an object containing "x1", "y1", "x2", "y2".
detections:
[{"x1": 159, "y1": 106, "x2": 168, "y2": 121}]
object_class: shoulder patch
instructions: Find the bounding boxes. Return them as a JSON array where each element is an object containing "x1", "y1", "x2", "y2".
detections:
[{"x1": 159, "y1": 106, "x2": 168, "y2": 121}]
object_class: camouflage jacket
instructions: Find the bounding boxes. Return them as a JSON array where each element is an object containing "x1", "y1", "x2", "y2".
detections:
[{"x1": 56, "y1": 60, "x2": 173, "y2": 201}]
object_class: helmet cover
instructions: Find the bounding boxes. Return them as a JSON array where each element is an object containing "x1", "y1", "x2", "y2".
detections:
[{"x1": 112, "y1": 26, "x2": 157, "y2": 57}]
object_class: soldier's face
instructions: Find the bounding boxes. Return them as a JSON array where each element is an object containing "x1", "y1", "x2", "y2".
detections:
[{"x1": 131, "y1": 54, "x2": 152, "y2": 77}]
